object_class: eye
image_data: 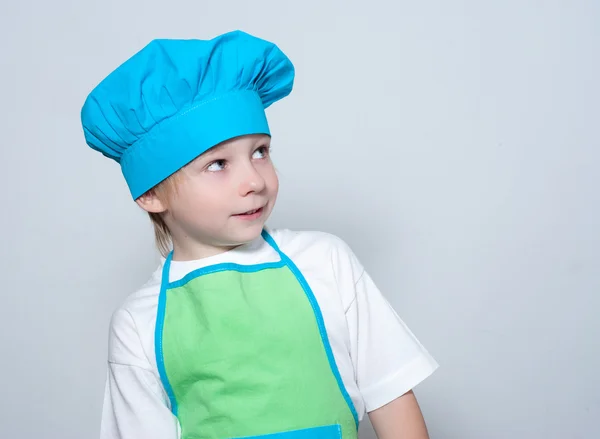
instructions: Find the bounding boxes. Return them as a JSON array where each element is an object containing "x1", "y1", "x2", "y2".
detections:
[
  {"x1": 206, "y1": 159, "x2": 227, "y2": 172},
  {"x1": 252, "y1": 145, "x2": 271, "y2": 160}
]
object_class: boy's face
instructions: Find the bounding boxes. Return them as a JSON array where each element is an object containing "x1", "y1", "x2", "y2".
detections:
[{"x1": 139, "y1": 134, "x2": 278, "y2": 259}]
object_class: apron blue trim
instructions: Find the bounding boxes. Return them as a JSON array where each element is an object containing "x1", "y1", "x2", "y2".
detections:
[
  {"x1": 155, "y1": 251, "x2": 179, "y2": 416},
  {"x1": 235, "y1": 424, "x2": 342, "y2": 439},
  {"x1": 167, "y1": 260, "x2": 286, "y2": 289},
  {"x1": 262, "y1": 231, "x2": 360, "y2": 428}
]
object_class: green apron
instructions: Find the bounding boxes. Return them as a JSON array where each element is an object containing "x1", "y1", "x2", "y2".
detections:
[{"x1": 155, "y1": 230, "x2": 359, "y2": 439}]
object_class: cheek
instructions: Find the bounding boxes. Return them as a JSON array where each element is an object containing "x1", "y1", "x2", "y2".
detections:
[{"x1": 169, "y1": 184, "x2": 214, "y2": 217}]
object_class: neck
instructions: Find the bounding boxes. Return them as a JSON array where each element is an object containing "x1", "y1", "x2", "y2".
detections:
[{"x1": 170, "y1": 236, "x2": 240, "y2": 262}]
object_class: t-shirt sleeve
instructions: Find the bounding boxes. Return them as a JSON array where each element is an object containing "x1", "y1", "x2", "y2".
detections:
[
  {"x1": 334, "y1": 239, "x2": 439, "y2": 412},
  {"x1": 100, "y1": 308, "x2": 180, "y2": 439}
]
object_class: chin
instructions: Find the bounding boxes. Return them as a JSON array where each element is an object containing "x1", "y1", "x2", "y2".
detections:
[{"x1": 224, "y1": 223, "x2": 265, "y2": 245}]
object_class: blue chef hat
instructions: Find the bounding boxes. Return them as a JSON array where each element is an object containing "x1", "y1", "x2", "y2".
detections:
[{"x1": 81, "y1": 30, "x2": 294, "y2": 199}]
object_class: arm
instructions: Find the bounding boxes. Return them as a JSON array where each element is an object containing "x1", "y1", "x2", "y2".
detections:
[
  {"x1": 368, "y1": 390, "x2": 430, "y2": 439},
  {"x1": 100, "y1": 362, "x2": 180, "y2": 439},
  {"x1": 329, "y1": 237, "x2": 438, "y2": 436},
  {"x1": 101, "y1": 308, "x2": 179, "y2": 439}
]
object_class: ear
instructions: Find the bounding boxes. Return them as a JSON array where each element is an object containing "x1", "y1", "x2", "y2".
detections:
[{"x1": 135, "y1": 190, "x2": 168, "y2": 214}]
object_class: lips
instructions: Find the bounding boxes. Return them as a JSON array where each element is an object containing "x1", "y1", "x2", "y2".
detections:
[
  {"x1": 242, "y1": 208, "x2": 260, "y2": 215},
  {"x1": 234, "y1": 206, "x2": 264, "y2": 216}
]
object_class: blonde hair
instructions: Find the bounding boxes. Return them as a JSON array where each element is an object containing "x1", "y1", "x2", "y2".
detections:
[{"x1": 146, "y1": 169, "x2": 187, "y2": 258}]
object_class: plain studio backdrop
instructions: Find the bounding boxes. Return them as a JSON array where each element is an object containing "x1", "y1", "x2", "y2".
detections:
[{"x1": 1, "y1": 1, "x2": 598, "y2": 438}]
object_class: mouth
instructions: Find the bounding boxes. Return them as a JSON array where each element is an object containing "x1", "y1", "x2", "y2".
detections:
[{"x1": 233, "y1": 206, "x2": 265, "y2": 219}]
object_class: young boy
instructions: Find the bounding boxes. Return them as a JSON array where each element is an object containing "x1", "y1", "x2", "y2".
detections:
[{"x1": 81, "y1": 30, "x2": 438, "y2": 439}]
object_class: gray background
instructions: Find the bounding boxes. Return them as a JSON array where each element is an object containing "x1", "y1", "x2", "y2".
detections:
[{"x1": 1, "y1": 1, "x2": 598, "y2": 438}]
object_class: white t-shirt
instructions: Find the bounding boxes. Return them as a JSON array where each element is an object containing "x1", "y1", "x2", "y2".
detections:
[{"x1": 100, "y1": 228, "x2": 438, "y2": 439}]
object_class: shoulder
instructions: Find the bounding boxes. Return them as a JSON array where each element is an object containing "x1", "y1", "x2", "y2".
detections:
[
  {"x1": 107, "y1": 270, "x2": 162, "y2": 368},
  {"x1": 268, "y1": 227, "x2": 365, "y2": 284},
  {"x1": 269, "y1": 228, "x2": 356, "y2": 258}
]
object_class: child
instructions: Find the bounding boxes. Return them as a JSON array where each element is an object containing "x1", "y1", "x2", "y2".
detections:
[{"x1": 81, "y1": 30, "x2": 438, "y2": 439}]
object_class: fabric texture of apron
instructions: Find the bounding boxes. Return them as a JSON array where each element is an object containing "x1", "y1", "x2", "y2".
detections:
[{"x1": 155, "y1": 230, "x2": 359, "y2": 439}]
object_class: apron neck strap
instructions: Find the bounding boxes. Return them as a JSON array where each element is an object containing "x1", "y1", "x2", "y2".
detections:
[
  {"x1": 161, "y1": 251, "x2": 174, "y2": 291},
  {"x1": 261, "y1": 229, "x2": 284, "y2": 258}
]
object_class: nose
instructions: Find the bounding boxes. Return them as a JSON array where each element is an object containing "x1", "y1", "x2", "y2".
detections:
[{"x1": 238, "y1": 163, "x2": 266, "y2": 196}]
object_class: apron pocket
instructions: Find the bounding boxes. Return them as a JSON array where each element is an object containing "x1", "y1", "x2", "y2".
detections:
[{"x1": 233, "y1": 424, "x2": 342, "y2": 439}]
